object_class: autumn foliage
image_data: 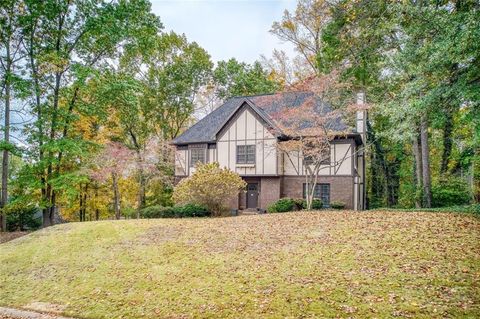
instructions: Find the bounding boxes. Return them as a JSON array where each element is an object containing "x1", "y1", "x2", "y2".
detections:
[{"x1": 173, "y1": 163, "x2": 246, "y2": 216}]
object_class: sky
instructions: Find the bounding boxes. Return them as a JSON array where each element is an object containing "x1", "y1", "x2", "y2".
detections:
[{"x1": 150, "y1": 0, "x2": 298, "y2": 64}]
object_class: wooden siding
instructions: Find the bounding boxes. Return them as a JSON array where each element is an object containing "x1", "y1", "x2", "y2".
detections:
[
  {"x1": 216, "y1": 105, "x2": 277, "y2": 176},
  {"x1": 281, "y1": 140, "x2": 354, "y2": 177}
]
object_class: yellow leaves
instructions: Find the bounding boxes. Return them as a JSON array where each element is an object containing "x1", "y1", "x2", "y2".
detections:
[
  {"x1": 282, "y1": 20, "x2": 296, "y2": 31},
  {"x1": 173, "y1": 162, "x2": 246, "y2": 215}
]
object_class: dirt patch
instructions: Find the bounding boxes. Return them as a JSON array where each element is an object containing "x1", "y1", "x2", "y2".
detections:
[
  {"x1": 0, "y1": 232, "x2": 28, "y2": 244},
  {"x1": 24, "y1": 303, "x2": 66, "y2": 315},
  {"x1": 0, "y1": 306, "x2": 75, "y2": 319}
]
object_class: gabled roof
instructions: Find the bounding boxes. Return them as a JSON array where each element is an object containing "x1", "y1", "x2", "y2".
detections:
[{"x1": 171, "y1": 91, "x2": 352, "y2": 145}]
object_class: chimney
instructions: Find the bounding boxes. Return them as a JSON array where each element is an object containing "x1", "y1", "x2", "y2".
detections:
[{"x1": 356, "y1": 92, "x2": 367, "y2": 143}]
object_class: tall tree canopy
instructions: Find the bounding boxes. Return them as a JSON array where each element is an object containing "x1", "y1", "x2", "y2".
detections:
[
  {"x1": 272, "y1": 0, "x2": 480, "y2": 208},
  {"x1": 213, "y1": 58, "x2": 279, "y2": 99}
]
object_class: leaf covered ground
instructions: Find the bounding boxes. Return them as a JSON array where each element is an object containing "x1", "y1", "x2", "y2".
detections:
[{"x1": 1, "y1": 211, "x2": 479, "y2": 318}]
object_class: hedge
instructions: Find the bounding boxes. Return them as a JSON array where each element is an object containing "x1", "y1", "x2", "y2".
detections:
[
  {"x1": 330, "y1": 201, "x2": 346, "y2": 209},
  {"x1": 140, "y1": 204, "x2": 210, "y2": 219}
]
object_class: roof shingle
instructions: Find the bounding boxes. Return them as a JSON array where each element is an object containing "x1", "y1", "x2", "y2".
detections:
[{"x1": 171, "y1": 91, "x2": 351, "y2": 145}]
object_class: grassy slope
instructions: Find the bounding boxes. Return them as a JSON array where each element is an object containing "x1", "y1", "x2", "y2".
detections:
[{"x1": 1, "y1": 211, "x2": 479, "y2": 319}]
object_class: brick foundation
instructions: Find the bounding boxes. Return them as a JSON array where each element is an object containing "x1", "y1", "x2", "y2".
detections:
[
  {"x1": 281, "y1": 176, "x2": 354, "y2": 209},
  {"x1": 178, "y1": 175, "x2": 354, "y2": 211}
]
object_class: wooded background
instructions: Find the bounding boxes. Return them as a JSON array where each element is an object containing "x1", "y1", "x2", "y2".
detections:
[{"x1": 0, "y1": 0, "x2": 478, "y2": 230}]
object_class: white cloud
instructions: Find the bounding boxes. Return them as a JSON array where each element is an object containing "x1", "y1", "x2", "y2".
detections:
[{"x1": 150, "y1": 0, "x2": 297, "y2": 63}]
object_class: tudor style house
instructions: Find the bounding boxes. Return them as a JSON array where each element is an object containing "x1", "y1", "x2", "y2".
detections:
[{"x1": 172, "y1": 91, "x2": 366, "y2": 211}]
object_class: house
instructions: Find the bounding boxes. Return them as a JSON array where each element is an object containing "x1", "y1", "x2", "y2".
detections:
[{"x1": 172, "y1": 91, "x2": 366, "y2": 211}]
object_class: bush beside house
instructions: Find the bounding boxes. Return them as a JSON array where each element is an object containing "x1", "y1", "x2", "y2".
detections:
[
  {"x1": 267, "y1": 198, "x2": 323, "y2": 213},
  {"x1": 173, "y1": 163, "x2": 246, "y2": 216},
  {"x1": 330, "y1": 201, "x2": 346, "y2": 209}
]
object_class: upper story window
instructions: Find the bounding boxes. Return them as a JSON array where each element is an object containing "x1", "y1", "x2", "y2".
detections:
[
  {"x1": 190, "y1": 148, "x2": 206, "y2": 167},
  {"x1": 237, "y1": 145, "x2": 255, "y2": 164},
  {"x1": 304, "y1": 148, "x2": 331, "y2": 166}
]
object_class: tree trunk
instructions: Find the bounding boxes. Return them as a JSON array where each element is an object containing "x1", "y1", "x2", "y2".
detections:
[
  {"x1": 79, "y1": 186, "x2": 84, "y2": 221},
  {"x1": 42, "y1": 205, "x2": 52, "y2": 227},
  {"x1": 112, "y1": 172, "x2": 121, "y2": 220},
  {"x1": 95, "y1": 185, "x2": 100, "y2": 221},
  {"x1": 0, "y1": 40, "x2": 12, "y2": 232},
  {"x1": 386, "y1": 161, "x2": 400, "y2": 207},
  {"x1": 412, "y1": 132, "x2": 423, "y2": 208},
  {"x1": 474, "y1": 148, "x2": 480, "y2": 203},
  {"x1": 26, "y1": 21, "x2": 48, "y2": 228},
  {"x1": 136, "y1": 167, "x2": 146, "y2": 219},
  {"x1": 83, "y1": 184, "x2": 88, "y2": 221},
  {"x1": 441, "y1": 109, "x2": 453, "y2": 174},
  {"x1": 420, "y1": 115, "x2": 432, "y2": 207},
  {"x1": 130, "y1": 131, "x2": 146, "y2": 219}
]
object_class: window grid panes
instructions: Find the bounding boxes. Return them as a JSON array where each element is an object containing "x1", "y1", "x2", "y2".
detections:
[
  {"x1": 190, "y1": 148, "x2": 205, "y2": 167},
  {"x1": 303, "y1": 183, "x2": 330, "y2": 206},
  {"x1": 237, "y1": 145, "x2": 255, "y2": 164}
]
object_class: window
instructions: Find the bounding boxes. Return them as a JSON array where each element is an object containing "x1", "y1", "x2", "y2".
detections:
[
  {"x1": 303, "y1": 149, "x2": 331, "y2": 166},
  {"x1": 190, "y1": 148, "x2": 205, "y2": 166},
  {"x1": 237, "y1": 145, "x2": 255, "y2": 164},
  {"x1": 303, "y1": 183, "x2": 330, "y2": 206}
]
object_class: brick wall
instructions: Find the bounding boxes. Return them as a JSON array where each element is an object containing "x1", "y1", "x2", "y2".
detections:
[
  {"x1": 227, "y1": 194, "x2": 240, "y2": 210},
  {"x1": 259, "y1": 177, "x2": 281, "y2": 209},
  {"x1": 281, "y1": 176, "x2": 354, "y2": 209}
]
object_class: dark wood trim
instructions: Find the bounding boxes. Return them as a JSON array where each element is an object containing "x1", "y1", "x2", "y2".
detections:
[
  {"x1": 334, "y1": 144, "x2": 352, "y2": 175},
  {"x1": 285, "y1": 152, "x2": 299, "y2": 175},
  {"x1": 254, "y1": 114, "x2": 257, "y2": 175},
  {"x1": 216, "y1": 137, "x2": 276, "y2": 142},
  {"x1": 244, "y1": 110, "x2": 247, "y2": 175},
  {"x1": 227, "y1": 128, "x2": 230, "y2": 168},
  {"x1": 262, "y1": 125, "x2": 265, "y2": 175},
  {"x1": 351, "y1": 139, "x2": 355, "y2": 177},
  {"x1": 333, "y1": 144, "x2": 336, "y2": 175},
  {"x1": 216, "y1": 103, "x2": 272, "y2": 142},
  {"x1": 282, "y1": 174, "x2": 355, "y2": 177}
]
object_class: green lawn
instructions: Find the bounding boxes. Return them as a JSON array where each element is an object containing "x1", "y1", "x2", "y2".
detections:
[{"x1": 1, "y1": 211, "x2": 479, "y2": 318}]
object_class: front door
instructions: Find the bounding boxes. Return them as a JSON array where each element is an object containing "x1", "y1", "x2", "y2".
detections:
[{"x1": 246, "y1": 183, "x2": 259, "y2": 209}]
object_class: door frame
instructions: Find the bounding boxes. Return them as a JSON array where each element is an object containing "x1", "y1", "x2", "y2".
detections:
[{"x1": 246, "y1": 182, "x2": 259, "y2": 209}]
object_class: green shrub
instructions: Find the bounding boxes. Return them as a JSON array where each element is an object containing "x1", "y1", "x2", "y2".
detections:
[
  {"x1": 174, "y1": 203, "x2": 210, "y2": 217},
  {"x1": 122, "y1": 206, "x2": 137, "y2": 219},
  {"x1": 311, "y1": 199, "x2": 323, "y2": 210},
  {"x1": 6, "y1": 206, "x2": 41, "y2": 231},
  {"x1": 330, "y1": 201, "x2": 346, "y2": 209},
  {"x1": 267, "y1": 198, "x2": 296, "y2": 213},
  {"x1": 432, "y1": 177, "x2": 471, "y2": 207},
  {"x1": 295, "y1": 198, "x2": 323, "y2": 210},
  {"x1": 293, "y1": 198, "x2": 306, "y2": 210},
  {"x1": 266, "y1": 203, "x2": 278, "y2": 213},
  {"x1": 139, "y1": 205, "x2": 176, "y2": 219},
  {"x1": 140, "y1": 204, "x2": 211, "y2": 219}
]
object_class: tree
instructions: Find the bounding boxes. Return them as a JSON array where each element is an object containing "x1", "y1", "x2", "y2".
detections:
[
  {"x1": 91, "y1": 32, "x2": 212, "y2": 216},
  {"x1": 267, "y1": 73, "x2": 358, "y2": 210},
  {"x1": 173, "y1": 162, "x2": 246, "y2": 216},
  {"x1": 271, "y1": 0, "x2": 332, "y2": 74},
  {"x1": 0, "y1": 0, "x2": 25, "y2": 231},
  {"x1": 261, "y1": 49, "x2": 312, "y2": 88},
  {"x1": 137, "y1": 32, "x2": 213, "y2": 140},
  {"x1": 213, "y1": 58, "x2": 279, "y2": 99},
  {"x1": 19, "y1": 0, "x2": 160, "y2": 226},
  {"x1": 298, "y1": 0, "x2": 480, "y2": 208},
  {"x1": 90, "y1": 142, "x2": 134, "y2": 220}
]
